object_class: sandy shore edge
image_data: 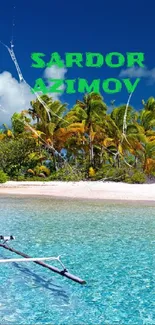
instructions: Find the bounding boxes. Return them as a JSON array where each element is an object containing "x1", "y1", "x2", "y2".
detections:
[{"x1": 0, "y1": 181, "x2": 155, "y2": 202}]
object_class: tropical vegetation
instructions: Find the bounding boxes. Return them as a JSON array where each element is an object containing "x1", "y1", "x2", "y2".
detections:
[{"x1": 0, "y1": 93, "x2": 155, "y2": 183}]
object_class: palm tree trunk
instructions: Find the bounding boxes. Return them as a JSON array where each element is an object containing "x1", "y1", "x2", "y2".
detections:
[
  {"x1": 134, "y1": 156, "x2": 138, "y2": 168},
  {"x1": 53, "y1": 154, "x2": 58, "y2": 171},
  {"x1": 117, "y1": 154, "x2": 120, "y2": 168},
  {"x1": 89, "y1": 133, "x2": 94, "y2": 166},
  {"x1": 100, "y1": 146, "x2": 104, "y2": 165},
  {"x1": 89, "y1": 141, "x2": 94, "y2": 165},
  {"x1": 114, "y1": 152, "x2": 120, "y2": 168}
]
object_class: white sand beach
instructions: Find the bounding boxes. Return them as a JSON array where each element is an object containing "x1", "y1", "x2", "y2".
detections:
[{"x1": 0, "y1": 181, "x2": 155, "y2": 202}]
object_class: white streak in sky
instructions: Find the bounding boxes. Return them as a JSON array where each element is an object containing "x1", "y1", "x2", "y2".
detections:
[{"x1": 0, "y1": 41, "x2": 69, "y2": 124}]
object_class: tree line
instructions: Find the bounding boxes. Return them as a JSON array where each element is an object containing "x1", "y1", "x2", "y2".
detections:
[{"x1": 0, "y1": 92, "x2": 155, "y2": 183}]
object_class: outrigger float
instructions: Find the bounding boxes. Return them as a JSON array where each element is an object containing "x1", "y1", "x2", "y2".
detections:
[{"x1": 0, "y1": 236, "x2": 86, "y2": 285}]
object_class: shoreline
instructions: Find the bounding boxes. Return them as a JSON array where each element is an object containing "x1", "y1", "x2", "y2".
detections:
[
  {"x1": 0, "y1": 181, "x2": 155, "y2": 204},
  {"x1": 1, "y1": 193, "x2": 155, "y2": 207}
]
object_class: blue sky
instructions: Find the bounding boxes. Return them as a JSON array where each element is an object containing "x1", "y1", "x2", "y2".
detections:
[{"x1": 0, "y1": 0, "x2": 155, "y2": 122}]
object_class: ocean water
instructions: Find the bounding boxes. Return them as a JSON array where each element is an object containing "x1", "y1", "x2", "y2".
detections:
[{"x1": 0, "y1": 196, "x2": 154, "y2": 325}]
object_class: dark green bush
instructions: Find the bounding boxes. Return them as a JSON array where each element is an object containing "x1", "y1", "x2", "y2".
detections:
[
  {"x1": 129, "y1": 171, "x2": 146, "y2": 184},
  {"x1": 16, "y1": 175, "x2": 26, "y2": 181},
  {"x1": 0, "y1": 170, "x2": 9, "y2": 183},
  {"x1": 25, "y1": 176, "x2": 50, "y2": 181},
  {"x1": 95, "y1": 166, "x2": 128, "y2": 182},
  {"x1": 50, "y1": 166, "x2": 84, "y2": 181}
]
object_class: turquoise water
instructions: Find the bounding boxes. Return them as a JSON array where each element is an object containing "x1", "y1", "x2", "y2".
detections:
[{"x1": 0, "y1": 196, "x2": 155, "y2": 324}]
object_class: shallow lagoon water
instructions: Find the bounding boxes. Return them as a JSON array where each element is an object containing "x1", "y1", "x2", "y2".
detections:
[{"x1": 0, "y1": 196, "x2": 155, "y2": 324}]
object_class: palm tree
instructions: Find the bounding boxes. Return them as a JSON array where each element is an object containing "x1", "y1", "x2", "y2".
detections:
[
  {"x1": 137, "y1": 98, "x2": 155, "y2": 171},
  {"x1": 143, "y1": 140, "x2": 155, "y2": 173},
  {"x1": 142, "y1": 97, "x2": 155, "y2": 112},
  {"x1": 65, "y1": 92, "x2": 107, "y2": 165},
  {"x1": 107, "y1": 105, "x2": 145, "y2": 168},
  {"x1": 24, "y1": 95, "x2": 68, "y2": 169},
  {"x1": 28, "y1": 95, "x2": 52, "y2": 123},
  {"x1": 140, "y1": 98, "x2": 155, "y2": 132}
]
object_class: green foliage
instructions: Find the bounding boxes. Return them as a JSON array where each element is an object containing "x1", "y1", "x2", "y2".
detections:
[
  {"x1": 33, "y1": 166, "x2": 41, "y2": 176},
  {"x1": 11, "y1": 112, "x2": 30, "y2": 134},
  {"x1": 50, "y1": 166, "x2": 84, "y2": 181},
  {"x1": 95, "y1": 166, "x2": 128, "y2": 181},
  {"x1": 0, "y1": 170, "x2": 8, "y2": 183},
  {"x1": 16, "y1": 175, "x2": 26, "y2": 181},
  {"x1": 25, "y1": 176, "x2": 50, "y2": 181},
  {"x1": 111, "y1": 105, "x2": 133, "y2": 129},
  {"x1": 0, "y1": 137, "x2": 38, "y2": 177},
  {"x1": 129, "y1": 171, "x2": 146, "y2": 184},
  {"x1": 1, "y1": 93, "x2": 155, "y2": 182}
]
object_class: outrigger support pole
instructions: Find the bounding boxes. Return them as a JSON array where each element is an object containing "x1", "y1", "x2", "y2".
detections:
[{"x1": 0, "y1": 243, "x2": 86, "y2": 285}]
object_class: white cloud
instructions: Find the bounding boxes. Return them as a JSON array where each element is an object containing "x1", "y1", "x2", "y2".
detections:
[
  {"x1": 119, "y1": 66, "x2": 155, "y2": 81},
  {"x1": 44, "y1": 65, "x2": 67, "y2": 80},
  {"x1": 43, "y1": 65, "x2": 67, "y2": 99},
  {"x1": 0, "y1": 71, "x2": 34, "y2": 125},
  {"x1": 0, "y1": 65, "x2": 67, "y2": 125}
]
